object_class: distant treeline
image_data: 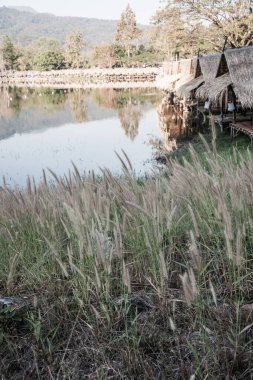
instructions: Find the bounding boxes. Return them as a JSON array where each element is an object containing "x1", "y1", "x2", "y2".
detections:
[{"x1": 0, "y1": 1, "x2": 252, "y2": 71}]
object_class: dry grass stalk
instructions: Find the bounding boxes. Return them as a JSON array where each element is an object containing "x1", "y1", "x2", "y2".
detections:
[
  {"x1": 180, "y1": 268, "x2": 198, "y2": 306},
  {"x1": 189, "y1": 230, "x2": 201, "y2": 272}
]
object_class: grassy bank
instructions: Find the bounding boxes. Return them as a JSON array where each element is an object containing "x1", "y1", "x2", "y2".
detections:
[{"x1": 0, "y1": 138, "x2": 253, "y2": 379}]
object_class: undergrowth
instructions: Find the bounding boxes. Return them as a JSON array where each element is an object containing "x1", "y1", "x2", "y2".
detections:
[{"x1": 0, "y1": 136, "x2": 253, "y2": 379}]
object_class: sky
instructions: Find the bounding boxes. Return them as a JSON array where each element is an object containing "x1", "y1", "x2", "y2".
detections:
[{"x1": 0, "y1": 0, "x2": 163, "y2": 24}]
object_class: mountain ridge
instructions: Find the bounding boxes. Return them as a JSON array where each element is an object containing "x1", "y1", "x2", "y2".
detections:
[{"x1": 0, "y1": 7, "x2": 120, "y2": 47}]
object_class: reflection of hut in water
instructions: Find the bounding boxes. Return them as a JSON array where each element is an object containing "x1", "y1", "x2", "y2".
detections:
[{"x1": 157, "y1": 98, "x2": 197, "y2": 152}]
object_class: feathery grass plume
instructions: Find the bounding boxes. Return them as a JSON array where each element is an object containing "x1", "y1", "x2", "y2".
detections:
[
  {"x1": 7, "y1": 253, "x2": 18, "y2": 292},
  {"x1": 26, "y1": 176, "x2": 32, "y2": 196},
  {"x1": 188, "y1": 206, "x2": 200, "y2": 238},
  {"x1": 210, "y1": 115, "x2": 217, "y2": 157},
  {"x1": 224, "y1": 228, "x2": 233, "y2": 261},
  {"x1": 235, "y1": 228, "x2": 243, "y2": 266},
  {"x1": 198, "y1": 133, "x2": 212, "y2": 154},
  {"x1": 44, "y1": 236, "x2": 69, "y2": 278},
  {"x1": 209, "y1": 280, "x2": 217, "y2": 307},
  {"x1": 189, "y1": 230, "x2": 201, "y2": 272},
  {"x1": 180, "y1": 268, "x2": 198, "y2": 306},
  {"x1": 121, "y1": 149, "x2": 133, "y2": 172},
  {"x1": 122, "y1": 260, "x2": 131, "y2": 293},
  {"x1": 42, "y1": 169, "x2": 48, "y2": 188},
  {"x1": 159, "y1": 251, "x2": 168, "y2": 280}
]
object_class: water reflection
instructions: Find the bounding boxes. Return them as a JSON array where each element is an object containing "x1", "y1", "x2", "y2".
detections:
[
  {"x1": 156, "y1": 97, "x2": 201, "y2": 153},
  {"x1": 0, "y1": 87, "x2": 162, "y2": 186},
  {"x1": 0, "y1": 87, "x2": 160, "y2": 141}
]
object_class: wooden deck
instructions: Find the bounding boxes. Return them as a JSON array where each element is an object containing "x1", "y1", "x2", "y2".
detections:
[{"x1": 231, "y1": 120, "x2": 253, "y2": 144}]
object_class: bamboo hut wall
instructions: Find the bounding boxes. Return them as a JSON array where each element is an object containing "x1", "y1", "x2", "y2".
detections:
[{"x1": 178, "y1": 59, "x2": 193, "y2": 75}]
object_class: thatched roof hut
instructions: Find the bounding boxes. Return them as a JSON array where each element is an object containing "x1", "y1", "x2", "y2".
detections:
[
  {"x1": 195, "y1": 53, "x2": 232, "y2": 104},
  {"x1": 199, "y1": 54, "x2": 222, "y2": 81},
  {"x1": 176, "y1": 75, "x2": 204, "y2": 99},
  {"x1": 175, "y1": 56, "x2": 204, "y2": 98},
  {"x1": 225, "y1": 46, "x2": 253, "y2": 108},
  {"x1": 196, "y1": 73, "x2": 232, "y2": 103}
]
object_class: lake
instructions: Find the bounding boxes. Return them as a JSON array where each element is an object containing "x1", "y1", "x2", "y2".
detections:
[{"x1": 0, "y1": 87, "x2": 165, "y2": 187}]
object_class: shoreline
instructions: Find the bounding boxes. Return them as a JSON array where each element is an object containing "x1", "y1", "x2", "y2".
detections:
[{"x1": 0, "y1": 67, "x2": 161, "y2": 89}]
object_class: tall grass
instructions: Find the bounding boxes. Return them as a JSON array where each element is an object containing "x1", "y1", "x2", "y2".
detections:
[{"x1": 0, "y1": 141, "x2": 253, "y2": 378}]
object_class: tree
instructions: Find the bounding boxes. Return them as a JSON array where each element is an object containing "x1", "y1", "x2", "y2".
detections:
[
  {"x1": 152, "y1": 5, "x2": 208, "y2": 58},
  {"x1": 0, "y1": 35, "x2": 20, "y2": 70},
  {"x1": 115, "y1": 4, "x2": 140, "y2": 60},
  {"x1": 33, "y1": 51, "x2": 65, "y2": 71},
  {"x1": 65, "y1": 31, "x2": 85, "y2": 68},
  {"x1": 32, "y1": 38, "x2": 65, "y2": 71},
  {"x1": 92, "y1": 44, "x2": 119, "y2": 68},
  {"x1": 152, "y1": 0, "x2": 253, "y2": 53}
]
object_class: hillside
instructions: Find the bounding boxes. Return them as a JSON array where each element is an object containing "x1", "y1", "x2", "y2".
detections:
[
  {"x1": 8, "y1": 6, "x2": 37, "y2": 13},
  {"x1": 0, "y1": 6, "x2": 118, "y2": 47}
]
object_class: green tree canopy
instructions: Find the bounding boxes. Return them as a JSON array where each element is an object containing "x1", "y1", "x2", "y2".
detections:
[
  {"x1": 33, "y1": 51, "x2": 65, "y2": 71},
  {"x1": 0, "y1": 35, "x2": 20, "y2": 70},
  {"x1": 32, "y1": 38, "x2": 65, "y2": 71}
]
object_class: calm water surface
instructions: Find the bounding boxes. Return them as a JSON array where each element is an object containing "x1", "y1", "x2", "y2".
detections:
[{"x1": 0, "y1": 87, "x2": 165, "y2": 186}]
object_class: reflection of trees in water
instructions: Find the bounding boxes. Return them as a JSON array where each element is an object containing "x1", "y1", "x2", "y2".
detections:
[
  {"x1": 67, "y1": 89, "x2": 88, "y2": 123},
  {"x1": 0, "y1": 87, "x2": 66, "y2": 117},
  {"x1": 118, "y1": 100, "x2": 143, "y2": 141},
  {"x1": 90, "y1": 88, "x2": 162, "y2": 141},
  {"x1": 0, "y1": 87, "x2": 16, "y2": 118},
  {"x1": 91, "y1": 88, "x2": 120, "y2": 109},
  {"x1": 0, "y1": 87, "x2": 161, "y2": 140},
  {"x1": 0, "y1": 88, "x2": 88, "y2": 122},
  {"x1": 91, "y1": 88, "x2": 161, "y2": 110}
]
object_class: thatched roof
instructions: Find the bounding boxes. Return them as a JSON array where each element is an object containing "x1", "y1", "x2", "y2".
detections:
[
  {"x1": 196, "y1": 73, "x2": 232, "y2": 103},
  {"x1": 225, "y1": 46, "x2": 253, "y2": 108},
  {"x1": 199, "y1": 54, "x2": 222, "y2": 81},
  {"x1": 233, "y1": 84, "x2": 253, "y2": 109},
  {"x1": 176, "y1": 75, "x2": 204, "y2": 98}
]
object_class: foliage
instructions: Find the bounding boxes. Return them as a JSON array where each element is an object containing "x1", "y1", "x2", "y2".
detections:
[
  {"x1": 65, "y1": 31, "x2": 85, "y2": 68},
  {"x1": 33, "y1": 50, "x2": 65, "y2": 71},
  {"x1": 152, "y1": 0, "x2": 253, "y2": 56},
  {"x1": 91, "y1": 44, "x2": 119, "y2": 68},
  {"x1": 0, "y1": 35, "x2": 20, "y2": 70},
  {"x1": 175, "y1": 0, "x2": 253, "y2": 48},
  {"x1": 115, "y1": 4, "x2": 141, "y2": 59}
]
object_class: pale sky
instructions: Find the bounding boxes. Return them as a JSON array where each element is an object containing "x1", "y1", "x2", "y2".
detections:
[{"x1": 0, "y1": 0, "x2": 163, "y2": 24}]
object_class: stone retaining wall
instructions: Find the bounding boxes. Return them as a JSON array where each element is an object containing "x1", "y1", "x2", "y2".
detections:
[{"x1": 0, "y1": 67, "x2": 161, "y2": 88}]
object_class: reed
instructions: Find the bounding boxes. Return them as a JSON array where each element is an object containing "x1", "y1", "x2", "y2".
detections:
[{"x1": 0, "y1": 136, "x2": 253, "y2": 378}]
